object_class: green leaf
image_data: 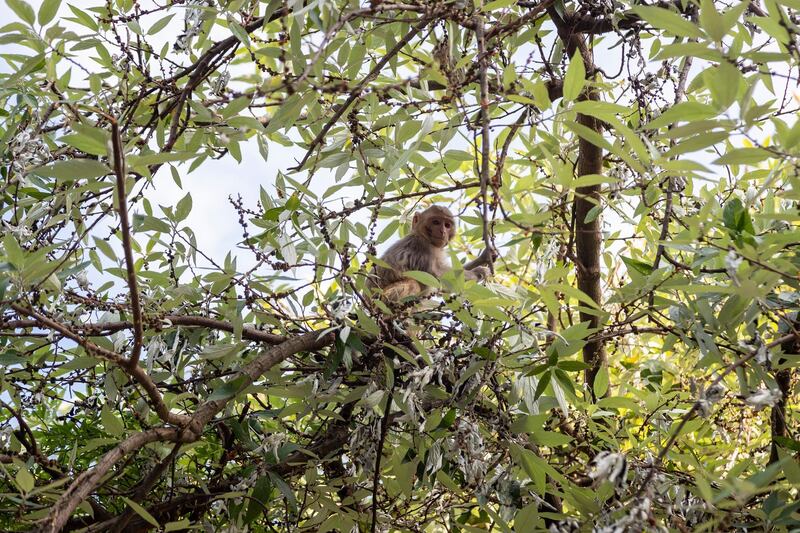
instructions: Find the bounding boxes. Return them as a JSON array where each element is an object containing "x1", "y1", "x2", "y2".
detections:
[
  {"x1": 16, "y1": 466, "x2": 34, "y2": 493},
  {"x1": 722, "y1": 198, "x2": 755, "y2": 235},
  {"x1": 644, "y1": 101, "x2": 719, "y2": 130},
  {"x1": 126, "y1": 20, "x2": 143, "y2": 35},
  {"x1": 135, "y1": 215, "x2": 171, "y2": 234},
  {"x1": 632, "y1": 6, "x2": 704, "y2": 38},
  {"x1": 483, "y1": 0, "x2": 515, "y2": 10},
  {"x1": 774, "y1": 436, "x2": 800, "y2": 452},
  {"x1": 584, "y1": 204, "x2": 601, "y2": 223},
  {"x1": 444, "y1": 149, "x2": 474, "y2": 162},
  {"x1": 562, "y1": 50, "x2": 586, "y2": 102},
  {"x1": 746, "y1": 15, "x2": 790, "y2": 44},
  {"x1": 208, "y1": 375, "x2": 248, "y2": 401},
  {"x1": 38, "y1": 0, "x2": 61, "y2": 25},
  {"x1": 4, "y1": 234, "x2": 24, "y2": 267},
  {"x1": 564, "y1": 120, "x2": 613, "y2": 152},
  {"x1": 175, "y1": 192, "x2": 192, "y2": 222},
  {"x1": 532, "y1": 81, "x2": 551, "y2": 109},
  {"x1": 93, "y1": 237, "x2": 117, "y2": 261},
  {"x1": 597, "y1": 396, "x2": 641, "y2": 411},
  {"x1": 510, "y1": 414, "x2": 548, "y2": 433},
  {"x1": 222, "y1": 96, "x2": 252, "y2": 119},
  {"x1": 621, "y1": 256, "x2": 654, "y2": 276},
  {"x1": 714, "y1": 147, "x2": 772, "y2": 165},
  {"x1": 6, "y1": 0, "x2": 35, "y2": 25},
  {"x1": 699, "y1": 0, "x2": 725, "y2": 41},
  {"x1": 403, "y1": 270, "x2": 441, "y2": 289},
  {"x1": 244, "y1": 476, "x2": 272, "y2": 524},
  {"x1": 506, "y1": 94, "x2": 537, "y2": 106},
  {"x1": 200, "y1": 343, "x2": 241, "y2": 360},
  {"x1": 706, "y1": 61, "x2": 741, "y2": 110},
  {"x1": 227, "y1": 16, "x2": 250, "y2": 47},
  {"x1": 148, "y1": 13, "x2": 174, "y2": 35},
  {"x1": 0, "y1": 350, "x2": 25, "y2": 366},
  {"x1": 557, "y1": 360, "x2": 589, "y2": 372},
  {"x1": 593, "y1": 365, "x2": 609, "y2": 398},
  {"x1": 571, "y1": 100, "x2": 630, "y2": 120},
  {"x1": 32, "y1": 159, "x2": 111, "y2": 181},
  {"x1": 121, "y1": 497, "x2": 160, "y2": 528},
  {"x1": 59, "y1": 128, "x2": 109, "y2": 156},
  {"x1": 164, "y1": 520, "x2": 191, "y2": 532},
  {"x1": 100, "y1": 405, "x2": 124, "y2": 436},
  {"x1": 268, "y1": 472, "x2": 297, "y2": 515},
  {"x1": 66, "y1": 3, "x2": 97, "y2": 30}
]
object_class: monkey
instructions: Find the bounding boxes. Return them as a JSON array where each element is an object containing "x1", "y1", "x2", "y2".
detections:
[{"x1": 368, "y1": 205, "x2": 494, "y2": 300}]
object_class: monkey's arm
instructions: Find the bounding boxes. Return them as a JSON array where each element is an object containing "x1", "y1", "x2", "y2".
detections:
[
  {"x1": 462, "y1": 247, "x2": 496, "y2": 271},
  {"x1": 463, "y1": 265, "x2": 491, "y2": 281},
  {"x1": 461, "y1": 248, "x2": 495, "y2": 281}
]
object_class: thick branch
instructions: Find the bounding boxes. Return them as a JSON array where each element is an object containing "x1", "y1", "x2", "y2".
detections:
[
  {"x1": 188, "y1": 329, "x2": 335, "y2": 431},
  {"x1": 38, "y1": 428, "x2": 183, "y2": 533},
  {"x1": 42, "y1": 329, "x2": 335, "y2": 532},
  {"x1": 3, "y1": 314, "x2": 286, "y2": 344},
  {"x1": 10, "y1": 304, "x2": 189, "y2": 427}
]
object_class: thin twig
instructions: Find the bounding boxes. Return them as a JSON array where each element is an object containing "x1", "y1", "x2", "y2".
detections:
[
  {"x1": 630, "y1": 331, "x2": 799, "y2": 501},
  {"x1": 110, "y1": 120, "x2": 143, "y2": 367},
  {"x1": 370, "y1": 389, "x2": 394, "y2": 533},
  {"x1": 651, "y1": 48, "x2": 694, "y2": 275},
  {"x1": 290, "y1": 19, "x2": 428, "y2": 172},
  {"x1": 10, "y1": 303, "x2": 189, "y2": 427}
]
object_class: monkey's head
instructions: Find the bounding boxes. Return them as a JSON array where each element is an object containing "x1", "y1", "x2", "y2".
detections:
[{"x1": 412, "y1": 205, "x2": 455, "y2": 248}]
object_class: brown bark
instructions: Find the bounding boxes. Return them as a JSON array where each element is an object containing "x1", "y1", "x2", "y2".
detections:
[
  {"x1": 574, "y1": 102, "x2": 606, "y2": 394},
  {"x1": 547, "y1": 8, "x2": 607, "y2": 397},
  {"x1": 771, "y1": 333, "x2": 796, "y2": 464}
]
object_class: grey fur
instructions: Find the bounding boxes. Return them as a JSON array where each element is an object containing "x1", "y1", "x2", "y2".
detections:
[{"x1": 368, "y1": 206, "x2": 491, "y2": 295}]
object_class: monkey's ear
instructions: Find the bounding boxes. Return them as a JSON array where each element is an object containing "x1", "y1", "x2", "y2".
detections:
[{"x1": 412, "y1": 212, "x2": 420, "y2": 226}]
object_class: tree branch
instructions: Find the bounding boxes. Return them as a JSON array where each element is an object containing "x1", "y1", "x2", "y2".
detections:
[
  {"x1": 41, "y1": 328, "x2": 335, "y2": 532},
  {"x1": 3, "y1": 314, "x2": 286, "y2": 344},
  {"x1": 10, "y1": 304, "x2": 190, "y2": 427},
  {"x1": 110, "y1": 119, "x2": 143, "y2": 367},
  {"x1": 39, "y1": 428, "x2": 183, "y2": 533},
  {"x1": 290, "y1": 18, "x2": 429, "y2": 172},
  {"x1": 476, "y1": 13, "x2": 495, "y2": 273}
]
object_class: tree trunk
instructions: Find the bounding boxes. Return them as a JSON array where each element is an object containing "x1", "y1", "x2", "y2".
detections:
[
  {"x1": 771, "y1": 331, "x2": 795, "y2": 464},
  {"x1": 574, "y1": 100, "x2": 607, "y2": 396},
  {"x1": 548, "y1": 8, "x2": 607, "y2": 398}
]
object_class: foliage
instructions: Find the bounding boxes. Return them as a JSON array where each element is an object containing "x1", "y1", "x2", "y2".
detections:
[{"x1": 0, "y1": 0, "x2": 799, "y2": 531}]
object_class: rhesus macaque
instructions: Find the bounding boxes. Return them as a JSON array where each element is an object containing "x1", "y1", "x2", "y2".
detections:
[{"x1": 369, "y1": 205, "x2": 493, "y2": 300}]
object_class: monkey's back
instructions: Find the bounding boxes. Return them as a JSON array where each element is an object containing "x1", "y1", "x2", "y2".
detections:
[{"x1": 370, "y1": 234, "x2": 442, "y2": 288}]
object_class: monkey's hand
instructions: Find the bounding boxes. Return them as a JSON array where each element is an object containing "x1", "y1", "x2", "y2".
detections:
[
  {"x1": 465, "y1": 265, "x2": 491, "y2": 281},
  {"x1": 463, "y1": 247, "x2": 498, "y2": 271}
]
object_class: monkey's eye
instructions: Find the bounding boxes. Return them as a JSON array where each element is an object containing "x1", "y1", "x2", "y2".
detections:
[
  {"x1": 444, "y1": 221, "x2": 452, "y2": 229},
  {"x1": 432, "y1": 220, "x2": 440, "y2": 226}
]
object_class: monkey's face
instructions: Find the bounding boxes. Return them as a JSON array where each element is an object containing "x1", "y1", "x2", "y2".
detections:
[
  {"x1": 413, "y1": 206, "x2": 456, "y2": 248},
  {"x1": 424, "y1": 215, "x2": 454, "y2": 247}
]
